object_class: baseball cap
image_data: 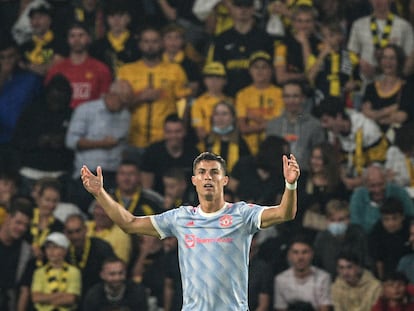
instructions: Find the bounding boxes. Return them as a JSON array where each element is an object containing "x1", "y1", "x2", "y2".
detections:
[
  {"x1": 232, "y1": 0, "x2": 254, "y2": 7},
  {"x1": 202, "y1": 62, "x2": 226, "y2": 77},
  {"x1": 29, "y1": 4, "x2": 52, "y2": 18},
  {"x1": 249, "y1": 51, "x2": 272, "y2": 66},
  {"x1": 44, "y1": 232, "x2": 70, "y2": 249}
]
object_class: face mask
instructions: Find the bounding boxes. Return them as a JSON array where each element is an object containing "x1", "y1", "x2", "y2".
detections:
[
  {"x1": 327, "y1": 221, "x2": 348, "y2": 236},
  {"x1": 212, "y1": 125, "x2": 234, "y2": 135}
]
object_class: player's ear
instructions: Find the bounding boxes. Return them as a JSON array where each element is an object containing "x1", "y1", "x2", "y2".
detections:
[
  {"x1": 191, "y1": 176, "x2": 196, "y2": 186},
  {"x1": 223, "y1": 176, "x2": 229, "y2": 186}
]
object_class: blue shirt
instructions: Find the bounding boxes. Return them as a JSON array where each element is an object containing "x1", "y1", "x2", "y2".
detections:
[
  {"x1": 151, "y1": 202, "x2": 265, "y2": 311},
  {"x1": 0, "y1": 70, "x2": 42, "y2": 143}
]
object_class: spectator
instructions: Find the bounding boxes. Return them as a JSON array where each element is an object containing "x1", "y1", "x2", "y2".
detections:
[
  {"x1": 31, "y1": 232, "x2": 81, "y2": 311},
  {"x1": 300, "y1": 143, "x2": 350, "y2": 232},
  {"x1": 228, "y1": 135, "x2": 288, "y2": 205},
  {"x1": 162, "y1": 167, "x2": 198, "y2": 210},
  {"x1": 117, "y1": 27, "x2": 191, "y2": 152},
  {"x1": 54, "y1": 0, "x2": 106, "y2": 41},
  {"x1": 274, "y1": 5, "x2": 320, "y2": 85},
  {"x1": 313, "y1": 199, "x2": 371, "y2": 279},
  {"x1": 207, "y1": 0, "x2": 274, "y2": 96},
  {"x1": 161, "y1": 23, "x2": 201, "y2": 98},
  {"x1": 0, "y1": 34, "x2": 42, "y2": 170},
  {"x1": 274, "y1": 235, "x2": 332, "y2": 311},
  {"x1": 87, "y1": 200, "x2": 132, "y2": 265},
  {"x1": 350, "y1": 163, "x2": 414, "y2": 233},
  {"x1": 200, "y1": 101, "x2": 251, "y2": 174},
  {"x1": 30, "y1": 177, "x2": 84, "y2": 225},
  {"x1": 397, "y1": 219, "x2": 414, "y2": 284},
  {"x1": 371, "y1": 272, "x2": 414, "y2": 311},
  {"x1": 140, "y1": 114, "x2": 199, "y2": 195},
  {"x1": 82, "y1": 256, "x2": 148, "y2": 311},
  {"x1": 314, "y1": 97, "x2": 389, "y2": 191},
  {"x1": 12, "y1": 74, "x2": 73, "y2": 197},
  {"x1": 112, "y1": 159, "x2": 164, "y2": 216},
  {"x1": 64, "y1": 214, "x2": 115, "y2": 300},
  {"x1": 191, "y1": 61, "x2": 230, "y2": 142},
  {"x1": 331, "y1": 250, "x2": 382, "y2": 311},
  {"x1": 0, "y1": 171, "x2": 20, "y2": 225},
  {"x1": 45, "y1": 22, "x2": 112, "y2": 109},
  {"x1": 347, "y1": 0, "x2": 414, "y2": 82},
  {"x1": 248, "y1": 233, "x2": 272, "y2": 311},
  {"x1": 236, "y1": 51, "x2": 284, "y2": 155},
  {"x1": 306, "y1": 21, "x2": 360, "y2": 105},
  {"x1": 369, "y1": 197, "x2": 412, "y2": 280},
  {"x1": 266, "y1": 80, "x2": 326, "y2": 177},
  {"x1": 0, "y1": 198, "x2": 34, "y2": 311},
  {"x1": 65, "y1": 80, "x2": 131, "y2": 212},
  {"x1": 385, "y1": 122, "x2": 414, "y2": 190},
  {"x1": 89, "y1": 0, "x2": 140, "y2": 75},
  {"x1": 29, "y1": 178, "x2": 64, "y2": 265},
  {"x1": 19, "y1": 3, "x2": 67, "y2": 76},
  {"x1": 361, "y1": 44, "x2": 414, "y2": 142},
  {"x1": 131, "y1": 235, "x2": 166, "y2": 310},
  {"x1": 163, "y1": 237, "x2": 181, "y2": 311}
]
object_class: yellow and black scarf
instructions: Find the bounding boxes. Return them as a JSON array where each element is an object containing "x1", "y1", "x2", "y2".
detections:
[
  {"x1": 69, "y1": 238, "x2": 91, "y2": 270},
  {"x1": 45, "y1": 262, "x2": 69, "y2": 293},
  {"x1": 370, "y1": 13, "x2": 394, "y2": 51},
  {"x1": 26, "y1": 30, "x2": 54, "y2": 64}
]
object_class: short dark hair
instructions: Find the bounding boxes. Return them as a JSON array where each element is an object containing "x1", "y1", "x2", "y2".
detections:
[
  {"x1": 379, "y1": 197, "x2": 404, "y2": 215},
  {"x1": 336, "y1": 250, "x2": 362, "y2": 266},
  {"x1": 383, "y1": 271, "x2": 408, "y2": 284},
  {"x1": 67, "y1": 22, "x2": 90, "y2": 35},
  {"x1": 105, "y1": 0, "x2": 130, "y2": 16},
  {"x1": 9, "y1": 196, "x2": 34, "y2": 219},
  {"x1": 102, "y1": 256, "x2": 125, "y2": 270},
  {"x1": 38, "y1": 178, "x2": 62, "y2": 197},
  {"x1": 45, "y1": 74, "x2": 72, "y2": 97},
  {"x1": 164, "y1": 113, "x2": 184, "y2": 126},
  {"x1": 193, "y1": 152, "x2": 227, "y2": 176},
  {"x1": 313, "y1": 96, "x2": 346, "y2": 119},
  {"x1": 288, "y1": 234, "x2": 313, "y2": 250}
]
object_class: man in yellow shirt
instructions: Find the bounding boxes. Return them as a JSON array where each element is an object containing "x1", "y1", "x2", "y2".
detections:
[
  {"x1": 118, "y1": 27, "x2": 191, "y2": 152},
  {"x1": 236, "y1": 51, "x2": 284, "y2": 155}
]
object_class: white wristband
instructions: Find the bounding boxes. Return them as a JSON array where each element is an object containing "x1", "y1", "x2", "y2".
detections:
[{"x1": 285, "y1": 180, "x2": 297, "y2": 190}]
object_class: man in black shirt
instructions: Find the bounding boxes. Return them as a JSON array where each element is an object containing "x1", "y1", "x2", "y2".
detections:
[{"x1": 0, "y1": 198, "x2": 34, "y2": 311}]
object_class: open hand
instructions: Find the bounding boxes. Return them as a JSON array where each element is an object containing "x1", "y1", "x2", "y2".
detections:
[
  {"x1": 80, "y1": 165, "x2": 103, "y2": 197},
  {"x1": 283, "y1": 154, "x2": 300, "y2": 184}
]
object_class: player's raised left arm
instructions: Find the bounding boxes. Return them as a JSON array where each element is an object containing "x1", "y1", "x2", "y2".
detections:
[{"x1": 260, "y1": 154, "x2": 300, "y2": 228}]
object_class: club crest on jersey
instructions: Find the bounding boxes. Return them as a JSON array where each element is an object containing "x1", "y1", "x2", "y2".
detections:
[
  {"x1": 184, "y1": 234, "x2": 196, "y2": 248},
  {"x1": 219, "y1": 214, "x2": 233, "y2": 227}
]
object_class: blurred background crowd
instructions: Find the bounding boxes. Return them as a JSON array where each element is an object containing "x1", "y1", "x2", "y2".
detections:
[{"x1": 1, "y1": 0, "x2": 414, "y2": 310}]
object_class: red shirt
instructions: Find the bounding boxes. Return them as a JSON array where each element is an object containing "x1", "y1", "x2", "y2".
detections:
[{"x1": 45, "y1": 56, "x2": 112, "y2": 109}]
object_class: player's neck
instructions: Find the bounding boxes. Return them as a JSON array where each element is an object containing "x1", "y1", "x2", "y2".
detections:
[{"x1": 199, "y1": 198, "x2": 226, "y2": 213}]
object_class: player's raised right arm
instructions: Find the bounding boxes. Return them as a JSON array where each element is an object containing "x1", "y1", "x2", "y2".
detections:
[{"x1": 81, "y1": 165, "x2": 160, "y2": 237}]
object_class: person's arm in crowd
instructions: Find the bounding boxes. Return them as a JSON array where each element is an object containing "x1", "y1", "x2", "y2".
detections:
[
  {"x1": 260, "y1": 154, "x2": 300, "y2": 228},
  {"x1": 307, "y1": 44, "x2": 331, "y2": 84},
  {"x1": 81, "y1": 165, "x2": 159, "y2": 237},
  {"x1": 16, "y1": 286, "x2": 30, "y2": 311},
  {"x1": 141, "y1": 171, "x2": 155, "y2": 190},
  {"x1": 158, "y1": 0, "x2": 177, "y2": 21},
  {"x1": 31, "y1": 292, "x2": 77, "y2": 306},
  {"x1": 255, "y1": 293, "x2": 270, "y2": 311},
  {"x1": 164, "y1": 277, "x2": 175, "y2": 311}
]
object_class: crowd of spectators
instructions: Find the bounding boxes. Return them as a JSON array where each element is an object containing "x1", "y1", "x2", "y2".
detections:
[{"x1": 1, "y1": 0, "x2": 414, "y2": 310}]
